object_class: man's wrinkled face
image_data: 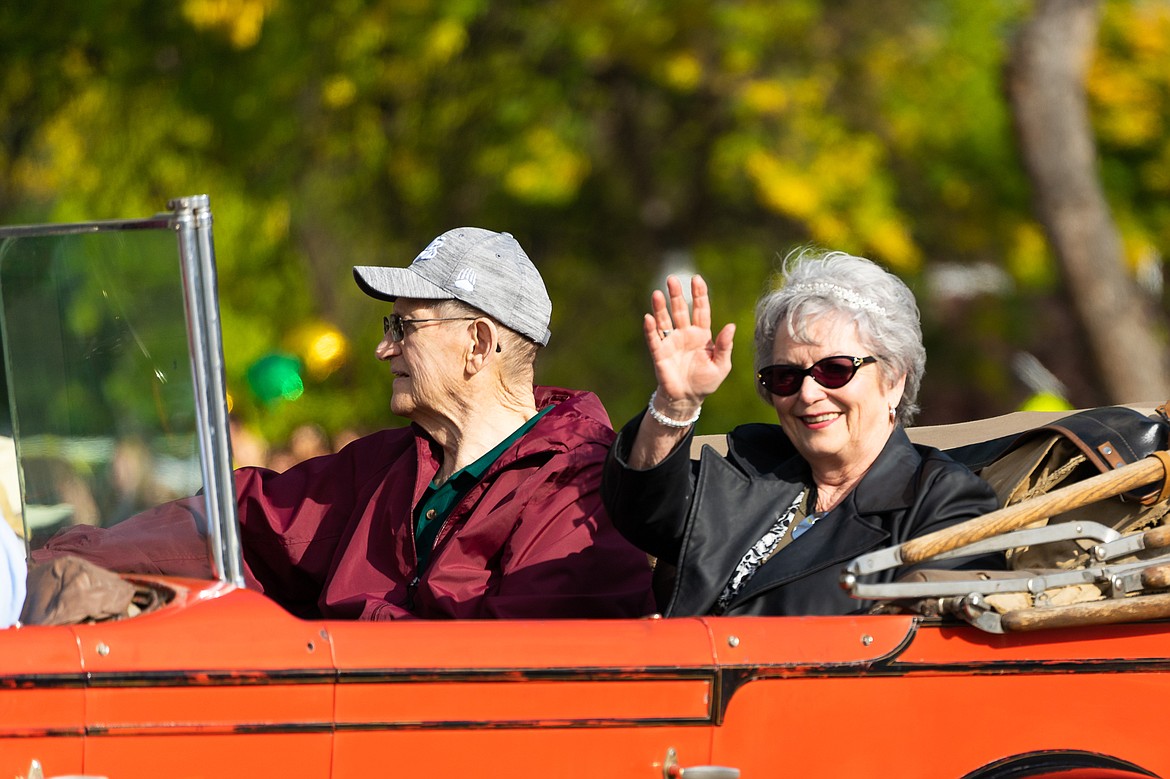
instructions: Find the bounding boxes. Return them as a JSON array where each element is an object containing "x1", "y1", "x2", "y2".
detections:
[{"x1": 375, "y1": 299, "x2": 472, "y2": 421}]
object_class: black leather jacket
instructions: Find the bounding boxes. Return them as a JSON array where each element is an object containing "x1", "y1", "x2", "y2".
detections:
[{"x1": 602, "y1": 413, "x2": 1001, "y2": 616}]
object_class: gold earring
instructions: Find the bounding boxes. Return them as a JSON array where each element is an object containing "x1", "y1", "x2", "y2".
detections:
[{"x1": 889, "y1": 405, "x2": 897, "y2": 422}]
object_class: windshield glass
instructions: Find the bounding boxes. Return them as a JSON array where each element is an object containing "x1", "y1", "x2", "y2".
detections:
[{"x1": 0, "y1": 225, "x2": 208, "y2": 560}]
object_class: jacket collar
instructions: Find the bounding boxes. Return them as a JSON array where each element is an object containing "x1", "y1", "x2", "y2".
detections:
[
  {"x1": 726, "y1": 423, "x2": 921, "y2": 513},
  {"x1": 713, "y1": 426, "x2": 923, "y2": 608},
  {"x1": 848, "y1": 426, "x2": 921, "y2": 515},
  {"x1": 408, "y1": 385, "x2": 615, "y2": 504}
]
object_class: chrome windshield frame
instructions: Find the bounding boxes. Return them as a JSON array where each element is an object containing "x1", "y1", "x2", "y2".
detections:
[
  {"x1": 170, "y1": 195, "x2": 243, "y2": 586},
  {"x1": 0, "y1": 195, "x2": 243, "y2": 586}
]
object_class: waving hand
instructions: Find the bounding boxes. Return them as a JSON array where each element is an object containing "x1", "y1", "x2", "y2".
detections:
[
  {"x1": 625, "y1": 275, "x2": 735, "y2": 469},
  {"x1": 644, "y1": 275, "x2": 736, "y2": 408}
]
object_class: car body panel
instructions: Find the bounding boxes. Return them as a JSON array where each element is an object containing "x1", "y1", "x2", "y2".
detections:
[
  {"x1": 710, "y1": 617, "x2": 1170, "y2": 778},
  {"x1": 0, "y1": 629, "x2": 85, "y2": 778},
  {"x1": 329, "y1": 616, "x2": 716, "y2": 778},
  {"x1": 6, "y1": 583, "x2": 334, "y2": 779}
]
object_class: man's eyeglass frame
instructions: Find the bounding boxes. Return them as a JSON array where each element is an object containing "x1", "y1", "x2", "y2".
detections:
[
  {"x1": 382, "y1": 313, "x2": 502, "y2": 352},
  {"x1": 382, "y1": 314, "x2": 477, "y2": 342},
  {"x1": 757, "y1": 355, "x2": 877, "y2": 397}
]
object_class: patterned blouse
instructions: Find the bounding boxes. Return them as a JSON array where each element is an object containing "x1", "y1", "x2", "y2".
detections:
[{"x1": 714, "y1": 487, "x2": 827, "y2": 614}]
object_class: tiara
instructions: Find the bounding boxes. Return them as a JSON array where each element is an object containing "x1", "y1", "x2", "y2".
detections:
[{"x1": 787, "y1": 282, "x2": 889, "y2": 316}]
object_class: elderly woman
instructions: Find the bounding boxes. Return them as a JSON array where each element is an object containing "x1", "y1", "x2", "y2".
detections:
[{"x1": 602, "y1": 249, "x2": 1001, "y2": 616}]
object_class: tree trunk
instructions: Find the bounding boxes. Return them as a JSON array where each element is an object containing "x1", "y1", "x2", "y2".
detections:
[{"x1": 1007, "y1": 0, "x2": 1169, "y2": 404}]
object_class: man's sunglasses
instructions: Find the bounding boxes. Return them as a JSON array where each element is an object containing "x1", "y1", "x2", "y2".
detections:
[
  {"x1": 383, "y1": 313, "x2": 477, "y2": 342},
  {"x1": 757, "y1": 355, "x2": 877, "y2": 397}
]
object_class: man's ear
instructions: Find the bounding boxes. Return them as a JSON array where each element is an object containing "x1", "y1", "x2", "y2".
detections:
[{"x1": 466, "y1": 319, "x2": 498, "y2": 374}]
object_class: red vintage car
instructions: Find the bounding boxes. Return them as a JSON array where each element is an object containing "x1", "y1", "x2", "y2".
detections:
[{"x1": 1, "y1": 197, "x2": 1168, "y2": 779}]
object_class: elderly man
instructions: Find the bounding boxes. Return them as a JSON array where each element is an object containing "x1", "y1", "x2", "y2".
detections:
[{"x1": 34, "y1": 228, "x2": 654, "y2": 621}]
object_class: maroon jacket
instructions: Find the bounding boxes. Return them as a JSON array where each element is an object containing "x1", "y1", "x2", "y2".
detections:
[{"x1": 36, "y1": 387, "x2": 654, "y2": 620}]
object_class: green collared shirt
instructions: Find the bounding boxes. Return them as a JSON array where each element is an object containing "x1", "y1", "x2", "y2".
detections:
[{"x1": 413, "y1": 407, "x2": 551, "y2": 573}]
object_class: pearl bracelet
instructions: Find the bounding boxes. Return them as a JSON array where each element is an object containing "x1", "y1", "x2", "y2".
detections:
[{"x1": 647, "y1": 390, "x2": 701, "y2": 429}]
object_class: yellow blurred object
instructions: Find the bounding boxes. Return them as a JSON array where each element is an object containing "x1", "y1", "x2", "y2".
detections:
[
  {"x1": 290, "y1": 322, "x2": 349, "y2": 381},
  {"x1": 181, "y1": 0, "x2": 275, "y2": 48},
  {"x1": 740, "y1": 80, "x2": 788, "y2": 115},
  {"x1": 1019, "y1": 391, "x2": 1075, "y2": 412},
  {"x1": 663, "y1": 53, "x2": 703, "y2": 92}
]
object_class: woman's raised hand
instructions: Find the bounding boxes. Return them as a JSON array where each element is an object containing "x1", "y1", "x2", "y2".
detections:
[{"x1": 644, "y1": 274, "x2": 736, "y2": 409}]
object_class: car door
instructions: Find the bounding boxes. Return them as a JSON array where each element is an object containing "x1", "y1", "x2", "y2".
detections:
[
  {"x1": 707, "y1": 613, "x2": 921, "y2": 777},
  {"x1": 73, "y1": 584, "x2": 334, "y2": 779},
  {"x1": 328, "y1": 616, "x2": 720, "y2": 778},
  {"x1": 707, "y1": 614, "x2": 1170, "y2": 778}
]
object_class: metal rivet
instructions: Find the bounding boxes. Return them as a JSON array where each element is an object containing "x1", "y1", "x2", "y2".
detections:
[
  {"x1": 727, "y1": 635, "x2": 740, "y2": 648},
  {"x1": 307, "y1": 642, "x2": 315, "y2": 652},
  {"x1": 96, "y1": 642, "x2": 110, "y2": 656},
  {"x1": 860, "y1": 634, "x2": 873, "y2": 647}
]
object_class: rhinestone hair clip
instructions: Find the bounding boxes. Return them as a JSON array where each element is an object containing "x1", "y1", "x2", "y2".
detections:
[{"x1": 787, "y1": 282, "x2": 889, "y2": 317}]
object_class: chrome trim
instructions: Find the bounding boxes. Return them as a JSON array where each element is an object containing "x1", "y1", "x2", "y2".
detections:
[{"x1": 170, "y1": 195, "x2": 243, "y2": 587}]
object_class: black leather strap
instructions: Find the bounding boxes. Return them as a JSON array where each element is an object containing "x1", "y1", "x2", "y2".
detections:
[{"x1": 946, "y1": 406, "x2": 1170, "y2": 504}]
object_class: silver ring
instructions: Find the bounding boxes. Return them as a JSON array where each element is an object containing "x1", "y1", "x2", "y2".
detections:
[{"x1": 660, "y1": 329, "x2": 671, "y2": 339}]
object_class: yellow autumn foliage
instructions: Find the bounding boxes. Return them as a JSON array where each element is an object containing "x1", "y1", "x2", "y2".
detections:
[
  {"x1": 323, "y1": 77, "x2": 358, "y2": 110},
  {"x1": 746, "y1": 150, "x2": 820, "y2": 220},
  {"x1": 502, "y1": 128, "x2": 590, "y2": 205},
  {"x1": 739, "y1": 80, "x2": 789, "y2": 116},
  {"x1": 181, "y1": 0, "x2": 277, "y2": 49},
  {"x1": 425, "y1": 18, "x2": 469, "y2": 65},
  {"x1": 662, "y1": 52, "x2": 703, "y2": 92}
]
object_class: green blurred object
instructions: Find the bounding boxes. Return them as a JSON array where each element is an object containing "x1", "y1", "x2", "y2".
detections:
[{"x1": 247, "y1": 353, "x2": 305, "y2": 403}]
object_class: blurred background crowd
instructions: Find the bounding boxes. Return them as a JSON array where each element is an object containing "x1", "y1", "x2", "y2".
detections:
[{"x1": 229, "y1": 418, "x2": 363, "y2": 471}]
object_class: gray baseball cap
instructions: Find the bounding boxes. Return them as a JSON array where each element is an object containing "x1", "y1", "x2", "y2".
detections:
[{"x1": 353, "y1": 227, "x2": 552, "y2": 346}]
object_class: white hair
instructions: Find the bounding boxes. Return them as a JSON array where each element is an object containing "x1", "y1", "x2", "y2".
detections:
[{"x1": 754, "y1": 248, "x2": 925, "y2": 425}]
